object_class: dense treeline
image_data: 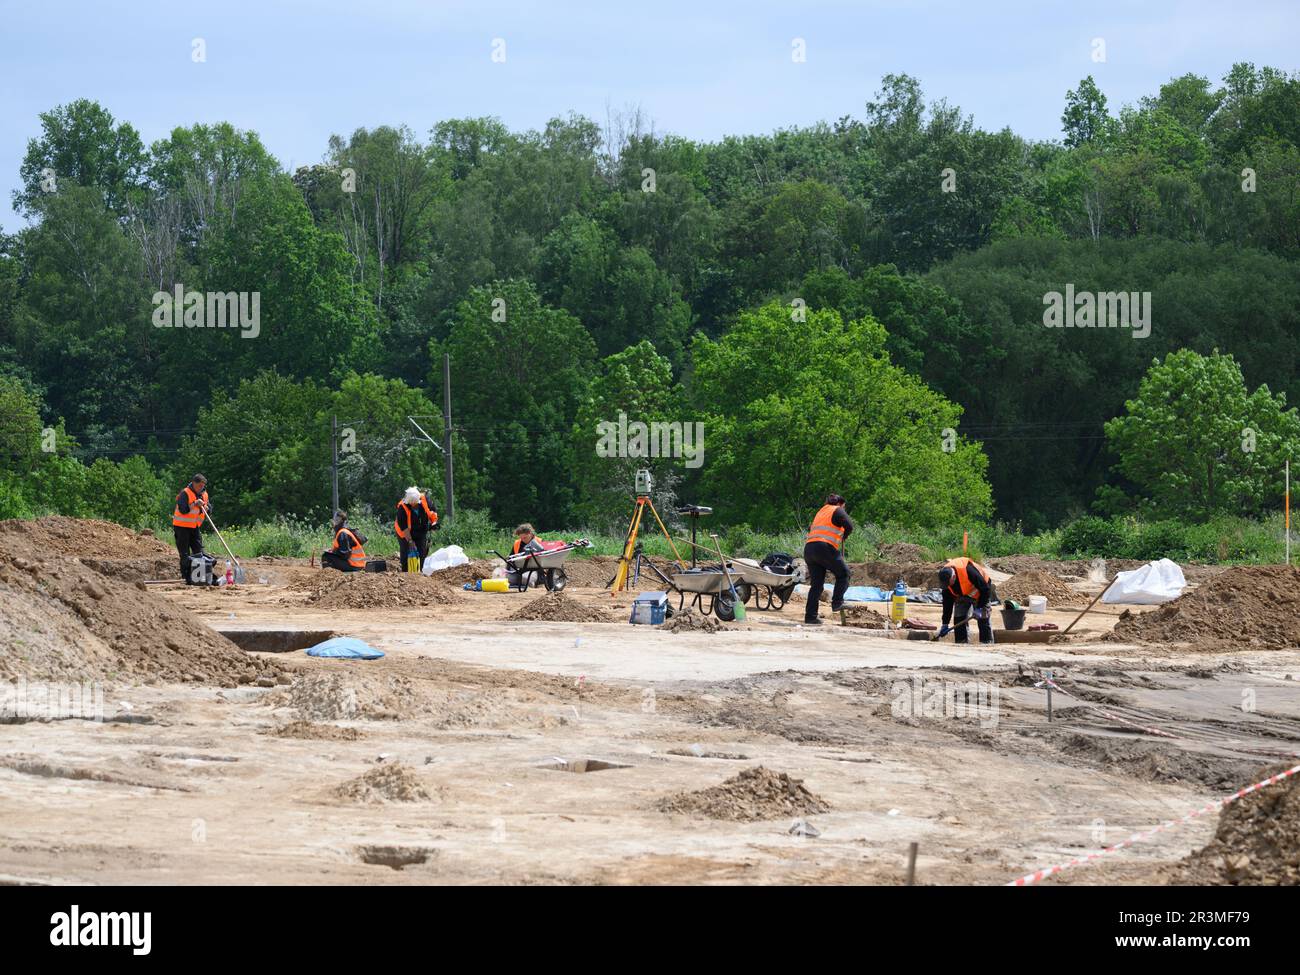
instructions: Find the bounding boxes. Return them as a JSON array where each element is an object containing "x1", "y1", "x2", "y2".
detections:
[{"x1": 2, "y1": 65, "x2": 1298, "y2": 533}]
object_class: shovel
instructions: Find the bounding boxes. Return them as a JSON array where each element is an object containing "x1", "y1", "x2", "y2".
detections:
[
  {"x1": 709, "y1": 534, "x2": 746, "y2": 621},
  {"x1": 203, "y1": 509, "x2": 247, "y2": 584}
]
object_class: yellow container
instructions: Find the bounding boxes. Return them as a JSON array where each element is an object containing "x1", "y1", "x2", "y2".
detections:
[
  {"x1": 406, "y1": 555, "x2": 421, "y2": 573},
  {"x1": 480, "y1": 578, "x2": 509, "y2": 593},
  {"x1": 891, "y1": 592, "x2": 907, "y2": 623}
]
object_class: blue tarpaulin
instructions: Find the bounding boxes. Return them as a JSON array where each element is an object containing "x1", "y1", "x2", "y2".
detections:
[
  {"x1": 842, "y1": 586, "x2": 887, "y2": 602},
  {"x1": 305, "y1": 637, "x2": 384, "y2": 659}
]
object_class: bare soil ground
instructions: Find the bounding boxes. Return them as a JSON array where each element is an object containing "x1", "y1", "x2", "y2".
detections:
[{"x1": 3, "y1": 534, "x2": 1300, "y2": 886}]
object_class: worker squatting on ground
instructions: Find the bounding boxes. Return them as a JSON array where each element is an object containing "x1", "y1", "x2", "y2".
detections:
[
  {"x1": 507, "y1": 522, "x2": 544, "y2": 587},
  {"x1": 171, "y1": 473, "x2": 210, "y2": 583},
  {"x1": 323, "y1": 510, "x2": 367, "y2": 572},
  {"x1": 394, "y1": 486, "x2": 439, "y2": 571},
  {"x1": 938, "y1": 556, "x2": 997, "y2": 644},
  {"x1": 803, "y1": 493, "x2": 853, "y2": 625}
]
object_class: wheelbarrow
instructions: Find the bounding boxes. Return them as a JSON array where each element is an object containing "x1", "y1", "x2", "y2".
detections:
[
  {"x1": 492, "y1": 539, "x2": 591, "y2": 592},
  {"x1": 668, "y1": 564, "x2": 746, "y2": 621},
  {"x1": 728, "y1": 557, "x2": 804, "y2": 610}
]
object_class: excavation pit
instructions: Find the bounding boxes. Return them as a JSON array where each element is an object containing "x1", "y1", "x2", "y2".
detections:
[
  {"x1": 354, "y1": 845, "x2": 432, "y2": 870},
  {"x1": 215, "y1": 629, "x2": 335, "y2": 653},
  {"x1": 537, "y1": 758, "x2": 632, "y2": 774}
]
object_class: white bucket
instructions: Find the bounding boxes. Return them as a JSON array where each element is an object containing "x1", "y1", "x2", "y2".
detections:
[{"x1": 1027, "y1": 595, "x2": 1047, "y2": 614}]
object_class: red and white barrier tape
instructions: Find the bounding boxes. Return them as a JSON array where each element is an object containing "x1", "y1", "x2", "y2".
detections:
[{"x1": 1006, "y1": 761, "x2": 1300, "y2": 886}]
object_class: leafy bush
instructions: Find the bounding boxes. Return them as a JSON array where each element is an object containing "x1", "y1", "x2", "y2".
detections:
[{"x1": 1057, "y1": 516, "x2": 1131, "y2": 558}]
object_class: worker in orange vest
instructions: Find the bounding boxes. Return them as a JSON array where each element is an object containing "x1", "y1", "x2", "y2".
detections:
[
  {"x1": 507, "y1": 523, "x2": 544, "y2": 588},
  {"x1": 171, "y1": 473, "x2": 211, "y2": 583},
  {"x1": 802, "y1": 493, "x2": 853, "y2": 625},
  {"x1": 938, "y1": 556, "x2": 995, "y2": 644},
  {"x1": 323, "y1": 510, "x2": 367, "y2": 572},
  {"x1": 394, "y1": 486, "x2": 439, "y2": 572}
]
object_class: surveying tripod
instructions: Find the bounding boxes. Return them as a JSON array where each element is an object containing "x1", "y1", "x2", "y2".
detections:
[{"x1": 609, "y1": 493, "x2": 686, "y2": 593}]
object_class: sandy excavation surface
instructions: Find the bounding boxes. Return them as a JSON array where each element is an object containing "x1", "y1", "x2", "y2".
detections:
[{"x1": 4, "y1": 527, "x2": 1300, "y2": 886}]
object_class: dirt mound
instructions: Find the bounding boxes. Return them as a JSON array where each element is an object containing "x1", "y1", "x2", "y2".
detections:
[
  {"x1": 850, "y1": 561, "x2": 942, "y2": 588},
  {"x1": 0, "y1": 533, "x2": 270, "y2": 687},
  {"x1": 269, "y1": 672, "x2": 424, "y2": 720},
  {"x1": 333, "y1": 763, "x2": 431, "y2": 803},
  {"x1": 263, "y1": 720, "x2": 364, "y2": 741},
  {"x1": 877, "y1": 542, "x2": 926, "y2": 562},
  {"x1": 296, "y1": 571, "x2": 464, "y2": 609},
  {"x1": 505, "y1": 590, "x2": 615, "y2": 623},
  {"x1": 559, "y1": 554, "x2": 679, "y2": 588},
  {"x1": 841, "y1": 606, "x2": 889, "y2": 628},
  {"x1": 1107, "y1": 565, "x2": 1300, "y2": 651},
  {"x1": 425, "y1": 560, "x2": 495, "y2": 587},
  {"x1": 998, "y1": 570, "x2": 1075, "y2": 605},
  {"x1": 1061, "y1": 734, "x2": 1256, "y2": 791},
  {"x1": 0, "y1": 516, "x2": 174, "y2": 560},
  {"x1": 662, "y1": 611, "x2": 728, "y2": 633},
  {"x1": 1174, "y1": 765, "x2": 1300, "y2": 885},
  {"x1": 655, "y1": 766, "x2": 830, "y2": 822}
]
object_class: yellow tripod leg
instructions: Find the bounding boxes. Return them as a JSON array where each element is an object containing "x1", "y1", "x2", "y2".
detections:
[
  {"x1": 646, "y1": 500, "x2": 686, "y2": 569},
  {"x1": 611, "y1": 500, "x2": 644, "y2": 593}
]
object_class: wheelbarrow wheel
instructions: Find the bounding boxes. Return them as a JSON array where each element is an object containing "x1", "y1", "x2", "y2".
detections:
[
  {"x1": 546, "y1": 568, "x2": 568, "y2": 592},
  {"x1": 732, "y1": 581, "x2": 752, "y2": 605},
  {"x1": 715, "y1": 592, "x2": 737, "y2": 622}
]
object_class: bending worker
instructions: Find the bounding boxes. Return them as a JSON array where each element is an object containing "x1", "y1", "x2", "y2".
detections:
[
  {"x1": 938, "y1": 556, "x2": 996, "y2": 645},
  {"x1": 323, "y1": 510, "x2": 367, "y2": 572},
  {"x1": 803, "y1": 493, "x2": 852, "y2": 625},
  {"x1": 171, "y1": 473, "x2": 210, "y2": 583},
  {"x1": 507, "y1": 523, "x2": 544, "y2": 588},
  {"x1": 394, "y1": 486, "x2": 439, "y2": 572}
]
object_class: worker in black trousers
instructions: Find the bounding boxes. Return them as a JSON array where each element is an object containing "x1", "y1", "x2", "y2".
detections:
[
  {"x1": 802, "y1": 493, "x2": 853, "y2": 625},
  {"x1": 171, "y1": 473, "x2": 210, "y2": 583}
]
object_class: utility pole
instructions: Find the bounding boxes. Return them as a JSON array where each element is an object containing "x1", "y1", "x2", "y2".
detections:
[
  {"x1": 443, "y1": 353, "x2": 455, "y2": 522},
  {"x1": 331, "y1": 414, "x2": 339, "y2": 514}
]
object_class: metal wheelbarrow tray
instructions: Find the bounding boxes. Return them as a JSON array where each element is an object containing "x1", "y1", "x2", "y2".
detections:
[
  {"x1": 727, "y1": 557, "x2": 801, "y2": 610},
  {"x1": 495, "y1": 540, "x2": 591, "y2": 592},
  {"x1": 668, "y1": 565, "x2": 745, "y2": 621}
]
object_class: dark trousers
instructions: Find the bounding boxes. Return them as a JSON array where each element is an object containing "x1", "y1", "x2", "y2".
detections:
[
  {"x1": 322, "y1": 550, "x2": 360, "y2": 572},
  {"x1": 399, "y1": 533, "x2": 429, "y2": 571},
  {"x1": 952, "y1": 596, "x2": 993, "y2": 644},
  {"x1": 803, "y1": 540, "x2": 849, "y2": 621},
  {"x1": 174, "y1": 526, "x2": 205, "y2": 581}
]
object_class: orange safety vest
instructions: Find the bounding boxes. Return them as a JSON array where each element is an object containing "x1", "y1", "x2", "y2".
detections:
[
  {"x1": 511, "y1": 538, "x2": 527, "y2": 555},
  {"x1": 394, "y1": 495, "x2": 438, "y2": 538},
  {"x1": 805, "y1": 504, "x2": 846, "y2": 549},
  {"x1": 333, "y1": 527, "x2": 367, "y2": 569},
  {"x1": 943, "y1": 557, "x2": 988, "y2": 598},
  {"x1": 172, "y1": 486, "x2": 209, "y2": 529}
]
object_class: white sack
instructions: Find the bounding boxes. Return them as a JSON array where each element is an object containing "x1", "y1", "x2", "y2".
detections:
[{"x1": 1100, "y1": 558, "x2": 1186, "y2": 605}]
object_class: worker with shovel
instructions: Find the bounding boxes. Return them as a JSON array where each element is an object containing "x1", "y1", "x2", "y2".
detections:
[
  {"x1": 937, "y1": 557, "x2": 995, "y2": 645},
  {"x1": 323, "y1": 510, "x2": 367, "y2": 572},
  {"x1": 803, "y1": 493, "x2": 853, "y2": 625},
  {"x1": 394, "y1": 486, "x2": 439, "y2": 572},
  {"x1": 171, "y1": 473, "x2": 211, "y2": 584}
]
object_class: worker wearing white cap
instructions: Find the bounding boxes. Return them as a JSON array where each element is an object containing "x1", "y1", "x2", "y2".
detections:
[{"x1": 394, "y1": 486, "x2": 439, "y2": 572}]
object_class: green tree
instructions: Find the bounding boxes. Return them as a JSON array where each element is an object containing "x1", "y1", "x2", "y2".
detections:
[
  {"x1": 570, "y1": 341, "x2": 686, "y2": 529},
  {"x1": 16, "y1": 99, "x2": 146, "y2": 215},
  {"x1": 691, "y1": 301, "x2": 991, "y2": 531},
  {"x1": 1062, "y1": 77, "x2": 1112, "y2": 148},
  {"x1": 1104, "y1": 349, "x2": 1300, "y2": 520},
  {"x1": 434, "y1": 280, "x2": 596, "y2": 527}
]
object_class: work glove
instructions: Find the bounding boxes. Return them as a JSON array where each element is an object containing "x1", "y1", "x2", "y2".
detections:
[{"x1": 937, "y1": 624, "x2": 952, "y2": 638}]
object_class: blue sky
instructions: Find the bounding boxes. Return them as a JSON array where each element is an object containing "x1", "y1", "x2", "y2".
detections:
[{"x1": 2, "y1": 0, "x2": 1296, "y2": 229}]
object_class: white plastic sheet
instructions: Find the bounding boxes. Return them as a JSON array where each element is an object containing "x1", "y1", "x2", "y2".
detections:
[
  {"x1": 1100, "y1": 558, "x2": 1186, "y2": 605},
  {"x1": 423, "y1": 544, "x2": 469, "y2": 575}
]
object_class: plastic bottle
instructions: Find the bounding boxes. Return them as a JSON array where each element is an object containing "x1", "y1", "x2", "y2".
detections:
[
  {"x1": 225, "y1": 560, "x2": 234, "y2": 586},
  {"x1": 891, "y1": 578, "x2": 907, "y2": 624}
]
